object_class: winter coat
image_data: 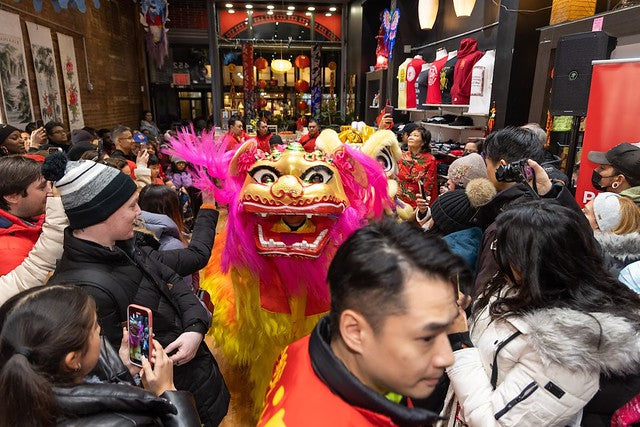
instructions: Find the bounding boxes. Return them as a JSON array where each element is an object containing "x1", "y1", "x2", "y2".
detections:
[
  {"x1": 0, "y1": 197, "x2": 67, "y2": 305},
  {"x1": 443, "y1": 227, "x2": 483, "y2": 277},
  {"x1": 168, "y1": 171, "x2": 193, "y2": 189},
  {"x1": 259, "y1": 316, "x2": 443, "y2": 426},
  {"x1": 474, "y1": 183, "x2": 581, "y2": 296},
  {"x1": 55, "y1": 385, "x2": 200, "y2": 426},
  {"x1": 595, "y1": 231, "x2": 640, "y2": 276},
  {"x1": 0, "y1": 207, "x2": 44, "y2": 275},
  {"x1": 140, "y1": 211, "x2": 185, "y2": 251},
  {"x1": 439, "y1": 306, "x2": 640, "y2": 427},
  {"x1": 48, "y1": 230, "x2": 229, "y2": 426},
  {"x1": 620, "y1": 185, "x2": 640, "y2": 206},
  {"x1": 619, "y1": 261, "x2": 640, "y2": 294}
]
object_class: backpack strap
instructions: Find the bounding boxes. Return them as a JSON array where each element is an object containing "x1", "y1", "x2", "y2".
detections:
[{"x1": 491, "y1": 330, "x2": 522, "y2": 390}]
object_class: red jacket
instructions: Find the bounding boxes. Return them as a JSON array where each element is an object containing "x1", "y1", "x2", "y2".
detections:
[
  {"x1": 256, "y1": 133, "x2": 271, "y2": 152},
  {"x1": 451, "y1": 38, "x2": 484, "y2": 105},
  {"x1": 299, "y1": 133, "x2": 318, "y2": 152},
  {"x1": 258, "y1": 317, "x2": 442, "y2": 426},
  {"x1": 0, "y1": 209, "x2": 44, "y2": 275},
  {"x1": 221, "y1": 131, "x2": 249, "y2": 151}
]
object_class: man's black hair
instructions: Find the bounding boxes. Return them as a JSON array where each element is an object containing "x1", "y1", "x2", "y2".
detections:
[
  {"x1": 228, "y1": 115, "x2": 243, "y2": 129},
  {"x1": 44, "y1": 121, "x2": 64, "y2": 136},
  {"x1": 484, "y1": 127, "x2": 545, "y2": 164},
  {"x1": 328, "y1": 220, "x2": 470, "y2": 339}
]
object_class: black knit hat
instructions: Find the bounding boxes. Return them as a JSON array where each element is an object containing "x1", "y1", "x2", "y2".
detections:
[
  {"x1": 430, "y1": 178, "x2": 496, "y2": 235},
  {"x1": 0, "y1": 124, "x2": 20, "y2": 144}
]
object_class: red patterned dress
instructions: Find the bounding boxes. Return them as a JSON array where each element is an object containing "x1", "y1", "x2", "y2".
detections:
[{"x1": 396, "y1": 150, "x2": 438, "y2": 209}]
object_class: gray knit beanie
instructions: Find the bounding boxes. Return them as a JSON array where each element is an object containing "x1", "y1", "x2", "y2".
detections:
[{"x1": 42, "y1": 152, "x2": 137, "y2": 229}]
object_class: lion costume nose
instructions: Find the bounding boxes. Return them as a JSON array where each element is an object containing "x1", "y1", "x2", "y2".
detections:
[{"x1": 270, "y1": 175, "x2": 303, "y2": 199}]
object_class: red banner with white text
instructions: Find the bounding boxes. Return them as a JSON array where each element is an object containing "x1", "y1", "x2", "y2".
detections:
[{"x1": 575, "y1": 59, "x2": 640, "y2": 206}]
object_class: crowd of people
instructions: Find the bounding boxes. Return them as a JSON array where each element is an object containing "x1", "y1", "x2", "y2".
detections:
[{"x1": 0, "y1": 112, "x2": 639, "y2": 426}]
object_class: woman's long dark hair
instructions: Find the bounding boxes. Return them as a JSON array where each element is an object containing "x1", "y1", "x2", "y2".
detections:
[
  {"x1": 0, "y1": 285, "x2": 96, "y2": 426},
  {"x1": 139, "y1": 184, "x2": 188, "y2": 244},
  {"x1": 474, "y1": 200, "x2": 640, "y2": 324}
]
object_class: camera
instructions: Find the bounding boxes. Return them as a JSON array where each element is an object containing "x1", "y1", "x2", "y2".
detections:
[{"x1": 495, "y1": 159, "x2": 534, "y2": 183}]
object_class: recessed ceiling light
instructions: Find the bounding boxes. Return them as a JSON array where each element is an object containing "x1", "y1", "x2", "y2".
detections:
[
  {"x1": 267, "y1": 4, "x2": 274, "y2": 9},
  {"x1": 245, "y1": 4, "x2": 253, "y2": 9},
  {"x1": 287, "y1": 5, "x2": 295, "y2": 10},
  {"x1": 329, "y1": 6, "x2": 337, "y2": 11},
  {"x1": 228, "y1": 9, "x2": 235, "y2": 13},
  {"x1": 286, "y1": 11, "x2": 293, "y2": 15},
  {"x1": 305, "y1": 12, "x2": 311, "y2": 16},
  {"x1": 325, "y1": 12, "x2": 332, "y2": 16},
  {"x1": 267, "y1": 10, "x2": 273, "y2": 15},
  {"x1": 308, "y1": 6, "x2": 315, "y2": 11},
  {"x1": 225, "y1": 3, "x2": 233, "y2": 8}
]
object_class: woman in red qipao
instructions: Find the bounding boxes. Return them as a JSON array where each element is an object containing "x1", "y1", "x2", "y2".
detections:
[{"x1": 396, "y1": 126, "x2": 438, "y2": 209}]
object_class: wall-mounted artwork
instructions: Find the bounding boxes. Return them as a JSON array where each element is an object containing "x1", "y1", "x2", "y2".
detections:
[
  {"x1": 0, "y1": 10, "x2": 35, "y2": 127},
  {"x1": 26, "y1": 21, "x2": 63, "y2": 124},
  {"x1": 57, "y1": 33, "x2": 84, "y2": 130}
]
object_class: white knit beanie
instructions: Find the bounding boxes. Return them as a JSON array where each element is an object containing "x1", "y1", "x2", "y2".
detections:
[{"x1": 592, "y1": 192, "x2": 622, "y2": 232}]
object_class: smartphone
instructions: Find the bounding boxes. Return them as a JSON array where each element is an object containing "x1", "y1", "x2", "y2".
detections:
[
  {"x1": 418, "y1": 179, "x2": 428, "y2": 200},
  {"x1": 384, "y1": 105, "x2": 394, "y2": 115},
  {"x1": 521, "y1": 163, "x2": 534, "y2": 181},
  {"x1": 48, "y1": 147, "x2": 62, "y2": 154},
  {"x1": 36, "y1": 119, "x2": 44, "y2": 128},
  {"x1": 127, "y1": 304, "x2": 153, "y2": 367}
]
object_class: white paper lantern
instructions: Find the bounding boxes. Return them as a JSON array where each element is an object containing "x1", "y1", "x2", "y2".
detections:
[
  {"x1": 418, "y1": 0, "x2": 439, "y2": 30},
  {"x1": 453, "y1": 0, "x2": 476, "y2": 16}
]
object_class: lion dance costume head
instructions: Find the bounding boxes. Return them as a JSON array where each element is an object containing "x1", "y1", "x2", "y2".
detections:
[{"x1": 167, "y1": 128, "x2": 390, "y2": 420}]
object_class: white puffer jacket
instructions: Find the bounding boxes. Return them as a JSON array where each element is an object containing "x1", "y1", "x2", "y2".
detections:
[{"x1": 439, "y1": 306, "x2": 640, "y2": 426}]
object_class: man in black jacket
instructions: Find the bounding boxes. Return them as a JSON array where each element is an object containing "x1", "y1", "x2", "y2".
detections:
[
  {"x1": 43, "y1": 154, "x2": 228, "y2": 426},
  {"x1": 474, "y1": 127, "x2": 582, "y2": 296}
]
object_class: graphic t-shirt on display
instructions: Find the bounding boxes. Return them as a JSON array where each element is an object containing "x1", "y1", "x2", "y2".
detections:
[
  {"x1": 468, "y1": 50, "x2": 496, "y2": 115},
  {"x1": 426, "y1": 56, "x2": 448, "y2": 105},
  {"x1": 406, "y1": 56, "x2": 426, "y2": 109},
  {"x1": 416, "y1": 63, "x2": 430, "y2": 110},
  {"x1": 397, "y1": 58, "x2": 411, "y2": 109},
  {"x1": 440, "y1": 52, "x2": 458, "y2": 104}
]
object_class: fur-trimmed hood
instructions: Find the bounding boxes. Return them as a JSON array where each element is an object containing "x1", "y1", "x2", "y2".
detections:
[
  {"x1": 594, "y1": 231, "x2": 640, "y2": 264},
  {"x1": 517, "y1": 307, "x2": 640, "y2": 376}
]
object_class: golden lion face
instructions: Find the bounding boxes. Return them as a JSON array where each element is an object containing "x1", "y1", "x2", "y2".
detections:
[{"x1": 240, "y1": 143, "x2": 348, "y2": 258}]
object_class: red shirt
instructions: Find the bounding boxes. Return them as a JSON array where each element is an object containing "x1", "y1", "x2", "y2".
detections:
[
  {"x1": 258, "y1": 335, "x2": 402, "y2": 426},
  {"x1": 221, "y1": 131, "x2": 248, "y2": 151},
  {"x1": 396, "y1": 150, "x2": 438, "y2": 208},
  {"x1": 299, "y1": 133, "x2": 319, "y2": 152},
  {"x1": 405, "y1": 57, "x2": 426, "y2": 109},
  {"x1": 256, "y1": 133, "x2": 271, "y2": 152},
  {"x1": 426, "y1": 56, "x2": 448, "y2": 105}
]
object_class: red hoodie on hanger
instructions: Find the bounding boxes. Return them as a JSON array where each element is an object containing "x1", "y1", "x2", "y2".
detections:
[{"x1": 451, "y1": 38, "x2": 484, "y2": 105}]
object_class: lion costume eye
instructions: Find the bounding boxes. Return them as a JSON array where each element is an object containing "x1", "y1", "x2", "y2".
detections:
[
  {"x1": 376, "y1": 148, "x2": 394, "y2": 173},
  {"x1": 300, "y1": 165, "x2": 334, "y2": 184},
  {"x1": 249, "y1": 166, "x2": 281, "y2": 184}
]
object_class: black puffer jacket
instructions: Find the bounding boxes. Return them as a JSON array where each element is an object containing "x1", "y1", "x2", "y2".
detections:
[
  {"x1": 48, "y1": 230, "x2": 229, "y2": 426},
  {"x1": 55, "y1": 384, "x2": 200, "y2": 426}
]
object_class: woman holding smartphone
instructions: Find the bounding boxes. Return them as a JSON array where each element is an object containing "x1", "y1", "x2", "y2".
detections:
[
  {"x1": 440, "y1": 200, "x2": 640, "y2": 426},
  {"x1": 0, "y1": 285, "x2": 201, "y2": 426},
  {"x1": 396, "y1": 126, "x2": 438, "y2": 209}
]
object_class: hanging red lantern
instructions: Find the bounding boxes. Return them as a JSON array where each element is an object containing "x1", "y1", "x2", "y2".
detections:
[
  {"x1": 294, "y1": 55, "x2": 310, "y2": 69},
  {"x1": 257, "y1": 79, "x2": 267, "y2": 90},
  {"x1": 269, "y1": 78, "x2": 278, "y2": 88},
  {"x1": 297, "y1": 100, "x2": 308, "y2": 111},
  {"x1": 297, "y1": 116, "x2": 308, "y2": 127},
  {"x1": 254, "y1": 57, "x2": 268, "y2": 71},
  {"x1": 257, "y1": 98, "x2": 268, "y2": 108},
  {"x1": 294, "y1": 79, "x2": 310, "y2": 93}
]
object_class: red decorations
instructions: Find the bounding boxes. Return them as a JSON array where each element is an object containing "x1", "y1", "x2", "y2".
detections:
[
  {"x1": 257, "y1": 98, "x2": 268, "y2": 108},
  {"x1": 269, "y1": 78, "x2": 278, "y2": 88},
  {"x1": 297, "y1": 100, "x2": 308, "y2": 111},
  {"x1": 294, "y1": 55, "x2": 310, "y2": 69},
  {"x1": 294, "y1": 79, "x2": 310, "y2": 93},
  {"x1": 257, "y1": 79, "x2": 268, "y2": 90},
  {"x1": 255, "y1": 57, "x2": 268, "y2": 71},
  {"x1": 328, "y1": 61, "x2": 338, "y2": 71}
]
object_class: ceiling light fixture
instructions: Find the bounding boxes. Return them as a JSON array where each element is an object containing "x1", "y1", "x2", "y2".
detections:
[
  {"x1": 267, "y1": 4, "x2": 274, "y2": 9},
  {"x1": 286, "y1": 11, "x2": 293, "y2": 15},
  {"x1": 329, "y1": 6, "x2": 336, "y2": 11},
  {"x1": 228, "y1": 8, "x2": 235, "y2": 13},
  {"x1": 287, "y1": 5, "x2": 295, "y2": 10},
  {"x1": 308, "y1": 6, "x2": 315, "y2": 11},
  {"x1": 267, "y1": 10, "x2": 274, "y2": 15},
  {"x1": 418, "y1": 0, "x2": 438, "y2": 29},
  {"x1": 225, "y1": 3, "x2": 233, "y2": 8},
  {"x1": 305, "y1": 11, "x2": 311, "y2": 15},
  {"x1": 325, "y1": 12, "x2": 332, "y2": 16},
  {"x1": 453, "y1": 0, "x2": 476, "y2": 16},
  {"x1": 245, "y1": 4, "x2": 253, "y2": 9}
]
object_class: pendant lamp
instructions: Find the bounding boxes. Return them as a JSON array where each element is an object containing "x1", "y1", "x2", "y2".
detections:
[
  {"x1": 418, "y1": 0, "x2": 438, "y2": 30},
  {"x1": 271, "y1": 59, "x2": 292, "y2": 73},
  {"x1": 453, "y1": 0, "x2": 476, "y2": 17}
]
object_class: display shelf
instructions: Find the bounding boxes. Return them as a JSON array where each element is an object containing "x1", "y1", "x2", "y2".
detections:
[
  {"x1": 420, "y1": 123, "x2": 483, "y2": 130},
  {"x1": 397, "y1": 104, "x2": 470, "y2": 111}
]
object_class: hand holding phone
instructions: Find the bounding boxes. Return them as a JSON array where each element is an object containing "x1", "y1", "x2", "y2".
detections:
[
  {"x1": 140, "y1": 339, "x2": 176, "y2": 396},
  {"x1": 128, "y1": 304, "x2": 153, "y2": 367},
  {"x1": 418, "y1": 179, "x2": 428, "y2": 200},
  {"x1": 384, "y1": 105, "x2": 394, "y2": 115}
]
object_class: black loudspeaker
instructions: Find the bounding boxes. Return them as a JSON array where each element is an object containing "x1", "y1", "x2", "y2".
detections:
[{"x1": 550, "y1": 31, "x2": 617, "y2": 116}]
